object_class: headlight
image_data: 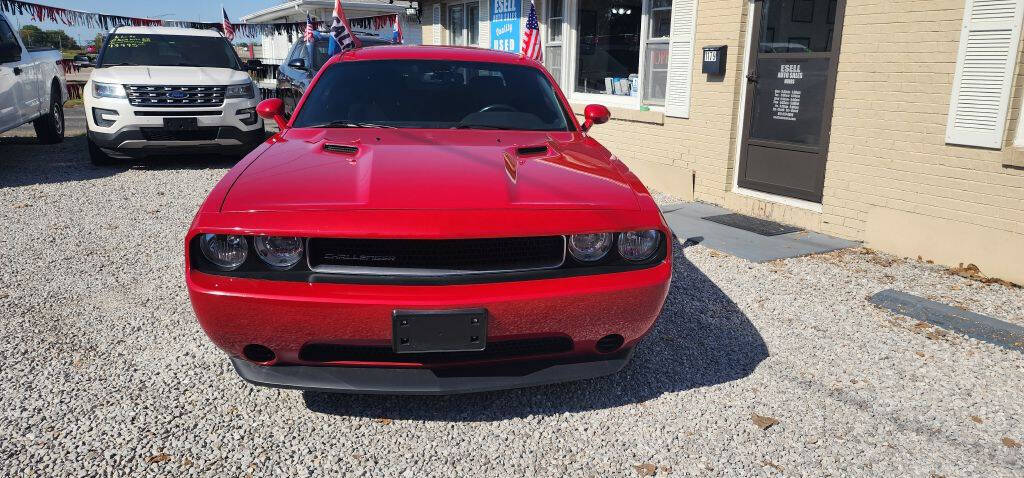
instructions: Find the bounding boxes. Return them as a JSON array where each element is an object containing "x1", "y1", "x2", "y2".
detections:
[
  {"x1": 567, "y1": 233, "x2": 613, "y2": 262},
  {"x1": 254, "y1": 236, "x2": 304, "y2": 269},
  {"x1": 225, "y1": 82, "x2": 256, "y2": 99},
  {"x1": 92, "y1": 82, "x2": 126, "y2": 99},
  {"x1": 199, "y1": 234, "x2": 248, "y2": 270},
  {"x1": 617, "y1": 230, "x2": 660, "y2": 262}
]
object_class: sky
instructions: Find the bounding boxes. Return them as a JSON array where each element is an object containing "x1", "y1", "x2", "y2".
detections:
[{"x1": 6, "y1": 0, "x2": 283, "y2": 45}]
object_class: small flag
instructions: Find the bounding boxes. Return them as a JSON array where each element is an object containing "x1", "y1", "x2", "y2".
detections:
[
  {"x1": 221, "y1": 7, "x2": 234, "y2": 42},
  {"x1": 392, "y1": 15, "x2": 403, "y2": 44},
  {"x1": 304, "y1": 13, "x2": 315, "y2": 45},
  {"x1": 521, "y1": 0, "x2": 542, "y2": 61},
  {"x1": 328, "y1": 0, "x2": 360, "y2": 55}
]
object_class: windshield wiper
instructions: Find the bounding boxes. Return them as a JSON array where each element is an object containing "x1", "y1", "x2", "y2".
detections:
[
  {"x1": 453, "y1": 124, "x2": 514, "y2": 130},
  {"x1": 100, "y1": 62, "x2": 138, "y2": 67},
  {"x1": 308, "y1": 121, "x2": 397, "y2": 129}
]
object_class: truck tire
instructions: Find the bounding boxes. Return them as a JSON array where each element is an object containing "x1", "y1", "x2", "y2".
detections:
[
  {"x1": 33, "y1": 85, "x2": 65, "y2": 145},
  {"x1": 88, "y1": 136, "x2": 117, "y2": 166}
]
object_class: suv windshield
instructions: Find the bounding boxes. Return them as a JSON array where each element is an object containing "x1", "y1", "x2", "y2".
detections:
[
  {"x1": 308, "y1": 38, "x2": 392, "y2": 70},
  {"x1": 292, "y1": 60, "x2": 573, "y2": 131},
  {"x1": 98, "y1": 34, "x2": 241, "y2": 69}
]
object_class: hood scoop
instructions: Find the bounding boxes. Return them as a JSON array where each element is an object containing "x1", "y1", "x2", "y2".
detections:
[
  {"x1": 323, "y1": 143, "x2": 360, "y2": 155},
  {"x1": 516, "y1": 145, "x2": 549, "y2": 157}
]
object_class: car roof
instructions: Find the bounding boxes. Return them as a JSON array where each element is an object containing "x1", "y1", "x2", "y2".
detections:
[
  {"x1": 110, "y1": 26, "x2": 225, "y2": 37},
  {"x1": 327, "y1": 45, "x2": 536, "y2": 67}
]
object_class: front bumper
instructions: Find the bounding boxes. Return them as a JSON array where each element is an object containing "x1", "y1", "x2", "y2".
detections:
[
  {"x1": 231, "y1": 348, "x2": 634, "y2": 395},
  {"x1": 188, "y1": 260, "x2": 671, "y2": 393},
  {"x1": 88, "y1": 125, "x2": 265, "y2": 158}
]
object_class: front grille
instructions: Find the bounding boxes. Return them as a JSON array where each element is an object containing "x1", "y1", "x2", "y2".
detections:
[
  {"x1": 126, "y1": 85, "x2": 226, "y2": 107},
  {"x1": 299, "y1": 337, "x2": 574, "y2": 364},
  {"x1": 307, "y1": 236, "x2": 566, "y2": 275},
  {"x1": 140, "y1": 127, "x2": 219, "y2": 141}
]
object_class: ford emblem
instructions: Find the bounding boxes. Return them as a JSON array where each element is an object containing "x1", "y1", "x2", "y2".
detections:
[{"x1": 168, "y1": 91, "x2": 187, "y2": 99}]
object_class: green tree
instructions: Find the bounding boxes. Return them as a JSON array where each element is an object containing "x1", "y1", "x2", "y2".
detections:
[
  {"x1": 18, "y1": 25, "x2": 80, "y2": 50},
  {"x1": 91, "y1": 33, "x2": 105, "y2": 52}
]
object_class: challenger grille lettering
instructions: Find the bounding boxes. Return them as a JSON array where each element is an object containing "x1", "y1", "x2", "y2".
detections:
[{"x1": 322, "y1": 253, "x2": 398, "y2": 263}]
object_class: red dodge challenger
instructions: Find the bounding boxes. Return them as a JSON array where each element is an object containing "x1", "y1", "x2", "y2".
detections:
[{"x1": 186, "y1": 46, "x2": 672, "y2": 395}]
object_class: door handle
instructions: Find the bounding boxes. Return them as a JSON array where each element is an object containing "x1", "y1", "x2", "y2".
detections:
[
  {"x1": 12, "y1": 67, "x2": 22, "y2": 75},
  {"x1": 746, "y1": 73, "x2": 759, "y2": 83}
]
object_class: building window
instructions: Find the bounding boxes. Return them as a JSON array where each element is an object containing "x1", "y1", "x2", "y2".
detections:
[
  {"x1": 643, "y1": 0, "x2": 670, "y2": 105},
  {"x1": 574, "y1": 0, "x2": 641, "y2": 97},
  {"x1": 545, "y1": 0, "x2": 565, "y2": 84},
  {"x1": 449, "y1": 3, "x2": 480, "y2": 46}
]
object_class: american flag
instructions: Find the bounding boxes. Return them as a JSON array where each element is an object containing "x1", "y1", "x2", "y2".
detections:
[
  {"x1": 328, "y1": 0, "x2": 359, "y2": 55},
  {"x1": 304, "y1": 13, "x2": 315, "y2": 45},
  {"x1": 221, "y1": 7, "x2": 234, "y2": 42},
  {"x1": 392, "y1": 14, "x2": 403, "y2": 44},
  {"x1": 521, "y1": 0, "x2": 542, "y2": 61}
]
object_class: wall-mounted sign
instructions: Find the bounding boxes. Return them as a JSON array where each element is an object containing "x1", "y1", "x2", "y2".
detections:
[
  {"x1": 490, "y1": 0, "x2": 521, "y2": 52},
  {"x1": 750, "y1": 58, "x2": 829, "y2": 145}
]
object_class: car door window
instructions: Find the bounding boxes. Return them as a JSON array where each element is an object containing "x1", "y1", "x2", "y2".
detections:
[{"x1": 0, "y1": 18, "x2": 20, "y2": 63}]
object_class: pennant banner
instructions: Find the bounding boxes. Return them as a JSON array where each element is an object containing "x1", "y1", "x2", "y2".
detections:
[{"x1": 0, "y1": 0, "x2": 404, "y2": 39}]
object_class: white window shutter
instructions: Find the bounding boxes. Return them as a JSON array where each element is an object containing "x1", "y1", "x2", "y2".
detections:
[
  {"x1": 479, "y1": 0, "x2": 490, "y2": 48},
  {"x1": 946, "y1": 0, "x2": 1024, "y2": 149},
  {"x1": 432, "y1": 4, "x2": 442, "y2": 45},
  {"x1": 664, "y1": 0, "x2": 698, "y2": 118}
]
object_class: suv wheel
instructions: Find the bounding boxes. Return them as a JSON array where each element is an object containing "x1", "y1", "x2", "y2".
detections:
[
  {"x1": 34, "y1": 86, "x2": 65, "y2": 144},
  {"x1": 88, "y1": 136, "x2": 117, "y2": 166}
]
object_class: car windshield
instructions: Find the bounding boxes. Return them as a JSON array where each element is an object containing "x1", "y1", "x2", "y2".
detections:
[
  {"x1": 98, "y1": 34, "x2": 241, "y2": 69},
  {"x1": 309, "y1": 38, "x2": 391, "y2": 70},
  {"x1": 292, "y1": 59, "x2": 573, "y2": 131}
]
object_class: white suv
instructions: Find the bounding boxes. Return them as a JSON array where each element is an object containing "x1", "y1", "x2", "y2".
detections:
[{"x1": 85, "y1": 26, "x2": 264, "y2": 165}]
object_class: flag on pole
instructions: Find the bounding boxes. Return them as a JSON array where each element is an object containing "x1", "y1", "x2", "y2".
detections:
[
  {"x1": 521, "y1": 0, "x2": 542, "y2": 61},
  {"x1": 304, "y1": 13, "x2": 315, "y2": 45},
  {"x1": 221, "y1": 7, "x2": 234, "y2": 42},
  {"x1": 328, "y1": 0, "x2": 359, "y2": 55},
  {"x1": 391, "y1": 14, "x2": 403, "y2": 44}
]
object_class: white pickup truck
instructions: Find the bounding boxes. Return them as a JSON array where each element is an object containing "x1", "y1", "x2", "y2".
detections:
[{"x1": 0, "y1": 12, "x2": 67, "y2": 143}]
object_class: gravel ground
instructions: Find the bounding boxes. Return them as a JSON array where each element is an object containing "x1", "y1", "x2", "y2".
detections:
[{"x1": 2, "y1": 110, "x2": 1023, "y2": 476}]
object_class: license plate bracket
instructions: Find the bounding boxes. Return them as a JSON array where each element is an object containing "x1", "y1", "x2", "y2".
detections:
[
  {"x1": 163, "y1": 117, "x2": 198, "y2": 131},
  {"x1": 392, "y1": 309, "x2": 487, "y2": 353}
]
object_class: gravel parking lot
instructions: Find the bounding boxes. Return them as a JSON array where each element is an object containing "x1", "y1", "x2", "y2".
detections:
[{"x1": 2, "y1": 109, "x2": 1023, "y2": 476}]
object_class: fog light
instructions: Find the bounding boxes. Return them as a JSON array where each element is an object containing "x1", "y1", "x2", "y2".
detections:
[
  {"x1": 92, "y1": 107, "x2": 118, "y2": 127},
  {"x1": 236, "y1": 107, "x2": 258, "y2": 126}
]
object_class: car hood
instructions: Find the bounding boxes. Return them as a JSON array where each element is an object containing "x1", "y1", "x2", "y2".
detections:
[
  {"x1": 220, "y1": 129, "x2": 641, "y2": 212},
  {"x1": 89, "y1": 66, "x2": 250, "y2": 86}
]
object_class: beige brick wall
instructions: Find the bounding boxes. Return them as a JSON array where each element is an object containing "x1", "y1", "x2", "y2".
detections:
[{"x1": 825, "y1": 0, "x2": 1024, "y2": 243}]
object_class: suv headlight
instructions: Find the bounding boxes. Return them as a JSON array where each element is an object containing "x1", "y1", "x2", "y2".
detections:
[
  {"x1": 225, "y1": 82, "x2": 256, "y2": 99},
  {"x1": 92, "y1": 82, "x2": 126, "y2": 99}
]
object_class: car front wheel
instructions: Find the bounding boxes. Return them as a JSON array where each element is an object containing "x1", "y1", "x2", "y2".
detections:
[{"x1": 33, "y1": 86, "x2": 65, "y2": 144}]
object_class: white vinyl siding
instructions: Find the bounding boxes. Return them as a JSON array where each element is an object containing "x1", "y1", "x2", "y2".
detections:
[
  {"x1": 663, "y1": 0, "x2": 697, "y2": 118},
  {"x1": 432, "y1": 4, "x2": 443, "y2": 44},
  {"x1": 946, "y1": 0, "x2": 1024, "y2": 149}
]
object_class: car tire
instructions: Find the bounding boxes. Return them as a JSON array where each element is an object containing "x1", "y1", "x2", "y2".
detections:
[
  {"x1": 33, "y1": 86, "x2": 65, "y2": 145},
  {"x1": 87, "y1": 136, "x2": 117, "y2": 166}
]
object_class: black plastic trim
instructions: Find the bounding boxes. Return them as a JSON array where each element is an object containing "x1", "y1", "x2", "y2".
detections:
[
  {"x1": 230, "y1": 348, "x2": 634, "y2": 395},
  {"x1": 189, "y1": 233, "x2": 667, "y2": 286}
]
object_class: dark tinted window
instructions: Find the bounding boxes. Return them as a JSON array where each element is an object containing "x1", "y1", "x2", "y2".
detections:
[
  {"x1": 758, "y1": 0, "x2": 837, "y2": 53},
  {"x1": 293, "y1": 59, "x2": 572, "y2": 131},
  {"x1": 99, "y1": 34, "x2": 241, "y2": 69},
  {"x1": 0, "y1": 19, "x2": 18, "y2": 51}
]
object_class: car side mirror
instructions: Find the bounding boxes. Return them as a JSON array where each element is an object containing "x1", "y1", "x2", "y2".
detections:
[
  {"x1": 287, "y1": 58, "x2": 307, "y2": 71},
  {"x1": 257, "y1": 98, "x2": 288, "y2": 130},
  {"x1": 0, "y1": 41, "x2": 20, "y2": 63},
  {"x1": 581, "y1": 104, "x2": 611, "y2": 133}
]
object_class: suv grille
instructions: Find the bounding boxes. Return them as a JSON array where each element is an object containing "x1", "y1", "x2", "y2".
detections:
[
  {"x1": 126, "y1": 85, "x2": 226, "y2": 107},
  {"x1": 140, "y1": 127, "x2": 219, "y2": 142},
  {"x1": 299, "y1": 337, "x2": 575, "y2": 364},
  {"x1": 307, "y1": 236, "x2": 566, "y2": 275}
]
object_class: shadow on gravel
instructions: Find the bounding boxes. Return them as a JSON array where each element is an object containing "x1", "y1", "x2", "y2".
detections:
[
  {"x1": 0, "y1": 134, "x2": 240, "y2": 188},
  {"x1": 303, "y1": 243, "x2": 769, "y2": 421}
]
